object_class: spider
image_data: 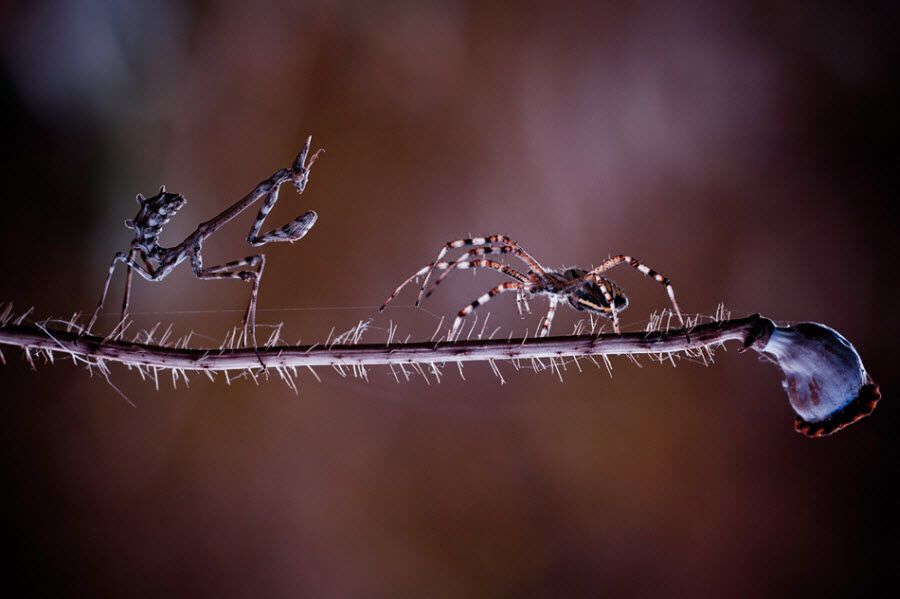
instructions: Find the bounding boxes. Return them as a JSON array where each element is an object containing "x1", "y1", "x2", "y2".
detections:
[
  {"x1": 87, "y1": 136, "x2": 322, "y2": 346},
  {"x1": 380, "y1": 235, "x2": 685, "y2": 339}
]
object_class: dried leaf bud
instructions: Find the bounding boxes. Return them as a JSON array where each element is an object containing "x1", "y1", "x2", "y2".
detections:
[{"x1": 760, "y1": 322, "x2": 881, "y2": 437}]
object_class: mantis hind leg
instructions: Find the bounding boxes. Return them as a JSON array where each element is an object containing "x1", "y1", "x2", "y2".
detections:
[{"x1": 87, "y1": 250, "x2": 159, "y2": 335}]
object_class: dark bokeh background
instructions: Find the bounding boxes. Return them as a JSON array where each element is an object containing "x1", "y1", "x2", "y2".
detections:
[{"x1": 1, "y1": 1, "x2": 898, "y2": 596}]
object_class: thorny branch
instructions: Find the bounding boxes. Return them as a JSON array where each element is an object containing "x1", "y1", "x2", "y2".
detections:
[
  {"x1": 0, "y1": 307, "x2": 881, "y2": 437},
  {"x1": 1, "y1": 314, "x2": 762, "y2": 370}
]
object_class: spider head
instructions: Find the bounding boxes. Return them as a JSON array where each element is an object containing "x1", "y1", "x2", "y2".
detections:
[
  {"x1": 125, "y1": 187, "x2": 187, "y2": 248},
  {"x1": 568, "y1": 278, "x2": 629, "y2": 316}
]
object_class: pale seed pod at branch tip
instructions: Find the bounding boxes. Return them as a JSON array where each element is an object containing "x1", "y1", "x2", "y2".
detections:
[{"x1": 756, "y1": 322, "x2": 881, "y2": 437}]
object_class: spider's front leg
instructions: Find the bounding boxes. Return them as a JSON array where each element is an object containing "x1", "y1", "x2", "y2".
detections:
[
  {"x1": 450, "y1": 282, "x2": 524, "y2": 340},
  {"x1": 379, "y1": 248, "x2": 528, "y2": 311},
  {"x1": 539, "y1": 296, "x2": 559, "y2": 337},
  {"x1": 190, "y1": 249, "x2": 266, "y2": 347},
  {"x1": 417, "y1": 235, "x2": 547, "y2": 306}
]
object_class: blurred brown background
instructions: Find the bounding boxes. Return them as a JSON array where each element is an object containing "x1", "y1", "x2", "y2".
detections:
[{"x1": 1, "y1": 1, "x2": 897, "y2": 596}]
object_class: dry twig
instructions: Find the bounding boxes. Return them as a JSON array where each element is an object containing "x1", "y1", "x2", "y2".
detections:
[{"x1": 0, "y1": 312, "x2": 880, "y2": 437}]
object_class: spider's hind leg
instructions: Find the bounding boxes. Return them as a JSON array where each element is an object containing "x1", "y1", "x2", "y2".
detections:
[
  {"x1": 595, "y1": 278, "x2": 622, "y2": 334},
  {"x1": 562, "y1": 255, "x2": 685, "y2": 329}
]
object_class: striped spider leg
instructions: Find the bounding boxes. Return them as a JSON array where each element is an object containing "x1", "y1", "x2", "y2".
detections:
[
  {"x1": 449, "y1": 282, "x2": 526, "y2": 340},
  {"x1": 380, "y1": 246, "x2": 530, "y2": 312},
  {"x1": 87, "y1": 136, "x2": 322, "y2": 346},
  {"x1": 384, "y1": 235, "x2": 686, "y2": 341},
  {"x1": 445, "y1": 269, "x2": 614, "y2": 340},
  {"x1": 421, "y1": 245, "x2": 531, "y2": 301},
  {"x1": 540, "y1": 296, "x2": 559, "y2": 336},
  {"x1": 559, "y1": 255, "x2": 684, "y2": 333},
  {"x1": 416, "y1": 235, "x2": 548, "y2": 306},
  {"x1": 385, "y1": 237, "x2": 558, "y2": 339}
]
